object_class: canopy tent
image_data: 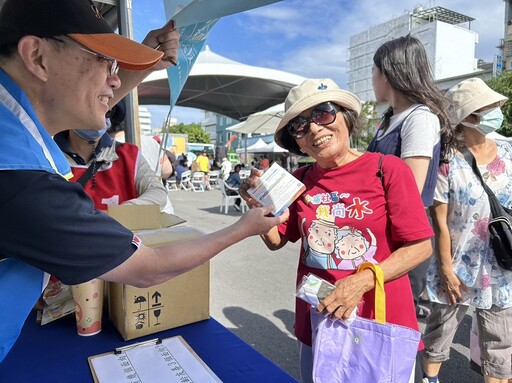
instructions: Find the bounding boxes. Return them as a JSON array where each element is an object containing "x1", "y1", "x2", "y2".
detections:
[
  {"x1": 138, "y1": 46, "x2": 304, "y2": 121},
  {"x1": 226, "y1": 103, "x2": 284, "y2": 135},
  {"x1": 266, "y1": 140, "x2": 287, "y2": 153},
  {"x1": 236, "y1": 138, "x2": 269, "y2": 153}
]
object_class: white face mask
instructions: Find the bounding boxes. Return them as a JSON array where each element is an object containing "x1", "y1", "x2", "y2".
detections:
[{"x1": 462, "y1": 107, "x2": 504, "y2": 135}]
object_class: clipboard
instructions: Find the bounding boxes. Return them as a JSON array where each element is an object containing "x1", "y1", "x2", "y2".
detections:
[{"x1": 88, "y1": 335, "x2": 222, "y2": 382}]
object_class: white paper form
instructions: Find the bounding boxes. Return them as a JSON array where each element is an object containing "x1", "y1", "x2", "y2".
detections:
[{"x1": 89, "y1": 336, "x2": 221, "y2": 383}]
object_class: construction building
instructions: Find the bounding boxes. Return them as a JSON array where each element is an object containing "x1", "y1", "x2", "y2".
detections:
[{"x1": 347, "y1": 5, "x2": 493, "y2": 105}]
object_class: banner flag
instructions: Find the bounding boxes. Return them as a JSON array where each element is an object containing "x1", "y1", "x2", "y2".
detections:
[{"x1": 163, "y1": 0, "x2": 282, "y2": 110}]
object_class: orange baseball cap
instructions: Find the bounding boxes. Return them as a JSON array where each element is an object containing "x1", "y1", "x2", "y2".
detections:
[{"x1": 0, "y1": 0, "x2": 163, "y2": 71}]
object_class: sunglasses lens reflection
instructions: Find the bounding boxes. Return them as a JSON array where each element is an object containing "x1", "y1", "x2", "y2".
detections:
[
  {"x1": 287, "y1": 103, "x2": 337, "y2": 139},
  {"x1": 313, "y1": 110, "x2": 335, "y2": 125}
]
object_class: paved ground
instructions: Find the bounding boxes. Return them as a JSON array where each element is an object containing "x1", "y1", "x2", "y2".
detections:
[{"x1": 169, "y1": 188, "x2": 484, "y2": 383}]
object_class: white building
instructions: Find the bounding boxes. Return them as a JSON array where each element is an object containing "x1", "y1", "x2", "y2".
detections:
[
  {"x1": 138, "y1": 106, "x2": 153, "y2": 136},
  {"x1": 203, "y1": 110, "x2": 218, "y2": 145},
  {"x1": 348, "y1": 6, "x2": 484, "y2": 104}
]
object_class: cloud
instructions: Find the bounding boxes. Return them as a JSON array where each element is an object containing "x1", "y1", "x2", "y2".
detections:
[
  {"x1": 249, "y1": 0, "x2": 503, "y2": 87},
  {"x1": 233, "y1": 0, "x2": 351, "y2": 85}
]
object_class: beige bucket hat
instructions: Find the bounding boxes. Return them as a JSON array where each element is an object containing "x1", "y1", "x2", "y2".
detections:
[
  {"x1": 445, "y1": 78, "x2": 508, "y2": 127},
  {"x1": 275, "y1": 79, "x2": 361, "y2": 147}
]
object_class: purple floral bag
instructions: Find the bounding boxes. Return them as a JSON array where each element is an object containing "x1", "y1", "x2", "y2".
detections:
[{"x1": 311, "y1": 263, "x2": 420, "y2": 383}]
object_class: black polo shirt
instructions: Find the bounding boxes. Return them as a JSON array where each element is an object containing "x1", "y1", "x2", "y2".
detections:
[{"x1": 0, "y1": 170, "x2": 137, "y2": 285}]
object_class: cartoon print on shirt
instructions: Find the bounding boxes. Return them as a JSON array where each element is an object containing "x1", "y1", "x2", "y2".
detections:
[
  {"x1": 300, "y1": 190, "x2": 376, "y2": 270},
  {"x1": 334, "y1": 226, "x2": 377, "y2": 270},
  {"x1": 302, "y1": 216, "x2": 338, "y2": 269}
]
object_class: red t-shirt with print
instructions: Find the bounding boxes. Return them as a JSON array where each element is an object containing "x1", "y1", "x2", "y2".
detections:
[{"x1": 279, "y1": 152, "x2": 433, "y2": 346}]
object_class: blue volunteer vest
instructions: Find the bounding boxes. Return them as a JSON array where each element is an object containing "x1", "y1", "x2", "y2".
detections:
[{"x1": 0, "y1": 69, "x2": 72, "y2": 363}]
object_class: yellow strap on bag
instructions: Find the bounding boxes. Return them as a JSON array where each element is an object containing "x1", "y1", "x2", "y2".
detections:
[{"x1": 357, "y1": 262, "x2": 386, "y2": 324}]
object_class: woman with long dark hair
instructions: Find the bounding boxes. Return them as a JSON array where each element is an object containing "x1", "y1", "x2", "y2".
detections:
[{"x1": 368, "y1": 35, "x2": 461, "y2": 318}]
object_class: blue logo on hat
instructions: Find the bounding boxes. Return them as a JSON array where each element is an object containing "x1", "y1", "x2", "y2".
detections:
[{"x1": 317, "y1": 83, "x2": 328, "y2": 90}]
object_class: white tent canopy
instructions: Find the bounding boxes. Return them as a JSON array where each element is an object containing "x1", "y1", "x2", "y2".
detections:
[
  {"x1": 227, "y1": 103, "x2": 285, "y2": 135},
  {"x1": 266, "y1": 140, "x2": 287, "y2": 153},
  {"x1": 236, "y1": 139, "x2": 287, "y2": 154},
  {"x1": 138, "y1": 46, "x2": 305, "y2": 121},
  {"x1": 236, "y1": 138, "x2": 269, "y2": 153}
]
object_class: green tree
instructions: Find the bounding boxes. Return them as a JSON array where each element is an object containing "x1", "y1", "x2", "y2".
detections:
[
  {"x1": 351, "y1": 101, "x2": 379, "y2": 151},
  {"x1": 486, "y1": 73, "x2": 512, "y2": 137},
  {"x1": 164, "y1": 122, "x2": 211, "y2": 143}
]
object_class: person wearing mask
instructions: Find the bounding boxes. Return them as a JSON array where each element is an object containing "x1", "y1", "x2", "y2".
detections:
[
  {"x1": 240, "y1": 78, "x2": 433, "y2": 383},
  {"x1": 54, "y1": 116, "x2": 168, "y2": 211},
  {"x1": 0, "y1": 0, "x2": 287, "y2": 363},
  {"x1": 367, "y1": 35, "x2": 459, "y2": 319},
  {"x1": 421, "y1": 78, "x2": 512, "y2": 383}
]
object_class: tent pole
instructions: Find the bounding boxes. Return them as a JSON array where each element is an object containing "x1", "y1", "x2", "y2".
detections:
[
  {"x1": 116, "y1": 0, "x2": 140, "y2": 147},
  {"x1": 244, "y1": 134, "x2": 248, "y2": 167}
]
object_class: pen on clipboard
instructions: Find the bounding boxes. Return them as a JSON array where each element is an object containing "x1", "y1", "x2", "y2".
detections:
[
  {"x1": 157, "y1": 19, "x2": 177, "y2": 66},
  {"x1": 114, "y1": 338, "x2": 162, "y2": 354}
]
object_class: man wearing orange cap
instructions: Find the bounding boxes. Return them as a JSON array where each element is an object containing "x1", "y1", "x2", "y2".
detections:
[{"x1": 0, "y1": 0, "x2": 288, "y2": 363}]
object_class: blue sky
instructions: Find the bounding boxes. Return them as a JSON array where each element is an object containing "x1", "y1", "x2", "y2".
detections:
[{"x1": 132, "y1": 0, "x2": 504, "y2": 127}]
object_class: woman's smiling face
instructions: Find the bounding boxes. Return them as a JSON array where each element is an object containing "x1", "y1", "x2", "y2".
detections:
[{"x1": 295, "y1": 104, "x2": 352, "y2": 169}]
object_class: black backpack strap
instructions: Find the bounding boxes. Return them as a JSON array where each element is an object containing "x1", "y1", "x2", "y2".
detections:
[
  {"x1": 460, "y1": 147, "x2": 490, "y2": 193},
  {"x1": 376, "y1": 154, "x2": 385, "y2": 191},
  {"x1": 460, "y1": 147, "x2": 512, "y2": 216}
]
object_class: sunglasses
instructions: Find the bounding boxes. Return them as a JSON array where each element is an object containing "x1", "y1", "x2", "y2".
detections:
[
  {"x1": 286, "y1": 102, "x2": 339, "y2": 139},
  {"x1": 49, "y1": 36, "x2": 119, "y2": 77}
]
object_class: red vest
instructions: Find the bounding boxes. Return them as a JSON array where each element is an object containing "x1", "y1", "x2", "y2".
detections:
[{"x1": 70, "y1": 143, "x2": 139, "y2": 210}]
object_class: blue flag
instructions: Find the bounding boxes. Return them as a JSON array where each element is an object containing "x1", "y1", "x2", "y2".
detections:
[{"x1": 163, "y1": 0, "x2": 282, "y2": 110}]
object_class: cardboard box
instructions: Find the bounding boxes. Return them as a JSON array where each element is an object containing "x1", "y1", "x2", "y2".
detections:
[
  {"x1": 107, "y1": 205, "x2": 210, "y2": 340},
  {"x1": 107, "y1": 204, "x2": 186, "y2": 230}
]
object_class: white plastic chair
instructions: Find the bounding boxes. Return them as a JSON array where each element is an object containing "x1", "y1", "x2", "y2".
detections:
[
  {"x1": 219, "y1": 181, "x2": 248, "y2": 214},
  {"x1": 208, "y1": 170, "x2": 220, "y2": 188},
  {"x1": 191, "y1": 172, "x2": 205, "y2": 192},
  {"x1": 180, "y1": 170, "x2": 193, "y2": 191},
  {"x1": 166, "y1": 177, "x2": 178, "y2": 191}
]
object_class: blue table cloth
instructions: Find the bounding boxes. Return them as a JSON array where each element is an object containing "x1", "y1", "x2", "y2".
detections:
[{"x1": 0, "y1": 311, "x2": 297, "y2": 382}]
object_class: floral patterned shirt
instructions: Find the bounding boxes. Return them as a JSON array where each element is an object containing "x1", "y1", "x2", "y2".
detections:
[{"x1": 427, "y1": 141, "x2": 512, "y2": 309}]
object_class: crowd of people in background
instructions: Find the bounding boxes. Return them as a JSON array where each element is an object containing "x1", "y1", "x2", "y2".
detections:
[{"x1": 159, "y1": 147, "x2": 303, "y2": 191}]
